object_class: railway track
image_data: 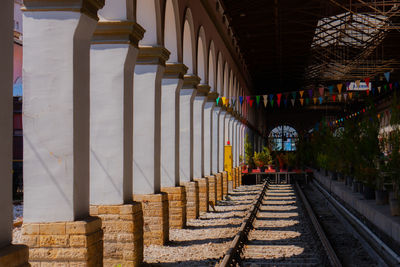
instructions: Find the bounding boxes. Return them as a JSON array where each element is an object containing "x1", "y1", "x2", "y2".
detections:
[
  {"x1": 219, "y1": 181, "x2": 341, "y2": 267},
  {"x1": 219, "y1": 177, "x2": 400, "y2": 267}
]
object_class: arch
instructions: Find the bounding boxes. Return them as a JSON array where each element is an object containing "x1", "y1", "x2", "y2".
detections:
[
  {"x1": 197, "y1": 26, "x2": 207, "y2": 83},
  {"x1": 164, "y1": 0, "x2": 181, "y2": 62},
  {"x1": 223, "y1": 62, "x2": 229, "y2": 97},
  {"x1": 98, "y1": 0, "x2": 135, "y2": 21},
  {"x1": 182, "y1": 8, "x2": 196, "y2": 74},
  {"x1": 208, "y1": 41, "x2": 216, "y2": 91},
  {"x1": 137, "y1": 0, "x2": 162, "y2": 45},
  {"x1": 217, "y1": 52, "x2": 223, "y2": 96},
  {"x1": 268, "y1": 125, "x2": 298, "y2": 151},
  {"x1": 228, "y1": 69, "x2": 233, "y2": 99}
]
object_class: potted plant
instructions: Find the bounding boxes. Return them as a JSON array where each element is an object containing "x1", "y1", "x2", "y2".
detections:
[{"x1": 244, "y1": 134, "x2": 254, "y2": 172}]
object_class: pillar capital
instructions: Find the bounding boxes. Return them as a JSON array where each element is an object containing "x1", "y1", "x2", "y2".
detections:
[
  {"x1": 22, "y1": 0, "x2": 105, "y2": 20},
  {"x1": 196, "y1": 84, "x2": 210, "y2": 96},
  {"x1": 164, "y1": 63, "x2": 188, "y2": 79},
  {"x1": 182, "y1": 74, "x2": 201, "y2": 89},
  {"x1": 92, "y1": 21, "x2": 144, "y2": 46},
  {"x1": 137, "y1": 46, "x2": 170, "y2": 66},
  {"x1": 207, "y1": 91, "x2": 219, "y2": 102}
]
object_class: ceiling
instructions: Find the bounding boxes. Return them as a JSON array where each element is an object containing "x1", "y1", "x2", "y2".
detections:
[{"x1": 221, "y1": 0, "x2": 400, "y2": 94}]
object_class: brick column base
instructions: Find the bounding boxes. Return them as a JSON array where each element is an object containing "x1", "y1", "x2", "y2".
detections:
[
  {"x1": 0, "y1": 244, "x2": 29, "y2": 267},
  {"x1": 207, "y1": 175, "x2": 217, "y2": 206},
  {"x1": 215, "y1": 173, "x2": 223, "y2": 201},
  {"x1": 181, "y1": 181, "x2": 199, "y2": 220},
  {"x1": 90, "y1": 203, "x2": 143, "y2": 266},
  {"x1": 222, "y1": 171, "x2": 228, "y2": 197},
  {"x1": 232, "y1": 168, "x2": 237, "y2": 189},
  {"x1": 133, "y1": 193, "x2": 169, "y2": 246},
  {"x1": 194, "y1": 177, "x2": 209, "y2": 213},
  {"x1": 21, "y1": 217, "x2": 103, "y2": 266},
  {"x1": 161, "y1": 186, "x2": 187, "y2": 229},
  {"x1": 239, "y1": 168, "x2": 242, "y2": 186}
]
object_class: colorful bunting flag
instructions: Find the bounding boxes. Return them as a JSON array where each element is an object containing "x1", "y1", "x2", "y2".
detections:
[
  {"x1": 270, "y1": 99, "x2": 274, "y2": 107},
  {"x1": 222, "y1": 97, "x2": 227, "y2": 106},
  {"x1": 378, "y1": 86, "x2": 381, "y2": 93},
  {"x1": 300, "y1": 90, "x2": 304, "y2": 98},
  {"x1": 277, "y1": 93, "x2": 282, "y2": 107},
  {"x1": 319, "y1": 87, "x2": 324, "y2": 96},
  {"x1": 328, "y1": 85, "x2": 334, "y2": 94},
  {"x1": 384, "y1": 71, "x2": 390, "y2": 82},
  {"x1": 332, "y1": 95, "x2": 336, "y2": 102},
  {"x1": 337, "y1": 84, "x2": 343, "y2": 94},
  {"x1": 343, "y1": 93, "x2": 348, "y2": 101},
  {"x1": 300, "y1": 98, "x2": 304, "y2": 106},
  {"x1": 284, "y1": 99, "x2": 288, "y2": 108},
  {"x1": 256, "y1": 95, "x2": 260, "y2": 107},
  {"x1": 263, "y1": 95, "x2": 268, "y2": 107},
  {"x1": 291, "y1": 99, "x2": 295, "y2": 107},
  {"x1": 239, "y1": 96, "x2": 243, "y2": 105},
  {"x1": 308, "y1": 89, "x2": 313, "y2": 98},
  {"x1": 246, "y1": 96, "x2": 251, "y2": 103},
  {"x1": 338, "y1": 94, "x2": 342, "y2": 101},
  {"x1": 390, "y1": 83, "x2": 393, "y2": 90},
  {"x1": 365, "y1": 77, "x2": 370, "y2": 87},
  {"x1": 216, "y1": 97, "x2": 220, "y2": 105},
  {"x1": 292, "y1": 92, "x2": 297, "y2": 99},
  {"x1": 349, "y1": 92, "x2": 353, "y2": 99},
  {"x1": 318, "y1": 96, "x2": 323, "y2": 104},
  {"x1": 355, "y1": 80, "x2": 360, "y2": 88},
  {"x1": 249, "y1": 99, "x2": 254, "y2": 107},
  {"x1": 313, "y1": 97, "x2": 317, "y2": 105},
  {"x1": 305, "y1": 98, "x2": 309, "y2": 105}
]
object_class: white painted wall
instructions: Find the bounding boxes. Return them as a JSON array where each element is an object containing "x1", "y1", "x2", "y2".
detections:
[
  {"x1": 161, "y1": 76, "x2": 183, "y2": 187},
  {"x1": 90, "y1": 44, "x2": 137, "y2": 205},
  {"x1": 133, "y1": 64, "x2": 164, "y2": 194},
  {"x1": 218, "y1": 111, "x2": 226, "y2": 171},
  {"x1": 212, "y1": 107, "x2": 220, "y2": 174},
  {"x1": 0, "y1": 0, "x2": 13, "y2": 246},
  {"x1": 179, "y1": 88, "x2": 196, "y2": 182},
  {"x1": 23, "y1": 11, "x2": 97, "y2": 222},
  {"x1": 193, "y1": 95, "x2": 206, "y2": 178},
  {"x1": 203, "y1": 101, "x2": 215, "y2": 176}
]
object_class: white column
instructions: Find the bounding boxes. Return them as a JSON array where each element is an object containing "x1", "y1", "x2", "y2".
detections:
[
  {"x1": 233, "y1": 120, "x2": 238, "y2": 167},
  {"x1": 90, "y1": 20, "x2": 144, "y2": 205},
  {"x1": 218, "y1": 110, "x2": 227, "y2": 172},
  {"x1": 0, "y1": 0, "x2": 13, "y2": 246},
  {"x1": 203, "y1": 91, "x2": 216, "y2": 176},
  {"x1": 23, "y1": 3, "x2": 101, "y2": 222},
  {"x1": 161, "y1": 64, "x2": 187, "y2": 188},
  {"x1": 133, "y1": 47, "x2": 170, "y2": 195},
  {"x1": 212, "y1": 106, "x2": 221, "y2": 174},
  {"x1": 224, "y1": 114, "x2": 231, "y2": 146},
  {"x1": 193, "y1": 85, "x2": 209, "y2": 179},
  {"x1": 179, "y1": 75, "x2": 200, "y2": 183}
]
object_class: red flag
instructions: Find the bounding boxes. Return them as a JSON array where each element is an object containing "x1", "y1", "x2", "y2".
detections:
[
  {"x1": 249, "y1": 99, "x2": 254, "y2": 107},
  {"x1": 332, "y1": 95, "x2": 336, "y2": 102},
  {"x1": 364, "y1": 77, "x2": 370, "y2": 87},
  {"x1": 277, "y1": 93, "x2": 282, "y2": 107},
  {"x1": 390, "y1": 83, "x2": 393, "y2": 90}
]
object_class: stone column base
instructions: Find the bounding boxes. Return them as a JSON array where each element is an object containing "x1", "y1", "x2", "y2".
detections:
[
  {"x1": 194, "y1": 177, "x2": 209, "y2": 213},
  {"x1": 90, "y1": 203, "x2": 143, "y2": 266},
  {"x1": 21, "y1": 217, "x2": 103, "y2": 266},
  {"x1": 232, "y1": 168, "x2": 237, "y2": 189},
  {"x1": 239, "y1": 168, "x2": 242, "y2": 186},
  {"x1": 161, "y1": 186, "x2": 187, "y2": 229},
  {"x1": 181, "y1": 181, "x2": 199, "y2": 220},
  {"x1": 0, "y1": 244, "x2": 29, "y2": 267},
  {"x1": 215, "y1": 173, "x2": 223, "y2": 201},
  {"x1": 133, "y1": 193, "x2": 169, "y2": 246},
  {"x1": 222, "y1": 171, "x2": 228, "y2": 197},
  {"x1": 207, "y1": 175, "x2": 217, "y2": 206}
]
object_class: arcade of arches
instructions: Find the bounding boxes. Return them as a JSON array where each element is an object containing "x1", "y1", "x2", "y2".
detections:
[{"x1": 1, "y1": 0, "x2": 400, "y2": 266}]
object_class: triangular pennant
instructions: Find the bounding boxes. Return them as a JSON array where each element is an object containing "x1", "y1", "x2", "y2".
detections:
[
  {"x1": 308, "y1": 89, "x2": 313, "y2": 98},
  {"x1": 346, "y1": 82, "x2": 350, "y2": 89},
  {"x1": 291, "y1": 99, "x2": 295, "y2": 107},
  {"x1": 372, "y1": 87, "x2": 375, "y2": 95},
  {"x1": 300, "y1": 98, "x2": 304, "y2": 106},
  {"x1": 366, "y1": 89, "x2": 370, "y2": 96},
  {"x1": 263, "y1": 95, "x2": 268, "y2": 107},
  {"x1": 328, "y1": 85, "x2": 334, "y2": 94},
  {"x1": 222, "y1": 97, "x2": 227, "y2": 106},
  {"x1": 313, "y1": 97, "x2": 317, "y2": 105},
  {"x1": 216, "y1": 97, "x2": 220, "y2": 105},
  {"x1": 318, "y1": 96, "x2": 323, "y2": 104},
  {"x1": 305, "y1": 98, "x2": 309, "y2": 105},
  {"x1": 338, "y1": 94, "x2": 342, "y2": 101},
  {"x1": 332, "y1": 95, "x2": 336, "y2": 102},
  {"x1": 283, "y1": 99, "x2": 287, "y2": 108},
  {"x1": 239, "y1": 96, "x2": 243, "y2": 105},
  {"x1": 395, "y1": 82, "x2": 399, "y2": 88},
  {"x1": 319, "y1": 87, "x2": 324, "y2": 96},
  {"x1": 337, "y1": 84, "x2": 343, "y2": 94},
  {"x1": 256, "y1": 95, "x2": 260, "y2": 107},
  {"x1": 231, "y1": 98, "x2": 237, "y2": 106},
  {"x1": 365, "y1": 77, "x2": 370, "y2": 87},
  {"x1": 343, "y1": 93, "x2": 348, "y2": 101},
  {"x1": 277, "y1": 93, "x2": 282, "y2": 107},
  {"x1": 249, "y1": 99, "x2": 254, "y2": 107},
  {"x1": 390, "y1": 83, "x2": 393, "y2": 90},
  {"x1": 292, "y1": 92, "x2": 297, "y2": 99},
  {"x1": 246, "y1": 96, "x2": 251, "y2": 103},
  {"x1": 355, "y1": 80, "x2": 360, "y2": 88},
  {"x1": 378, "y1": 86, "x2": 381, "y2": 93},
  {"x1": 384, "y1": 84, "x2": 388, "y2": 91},
  {"x1": 349, "y1": 92, "x2": 353, "y2": 99},
  {"x1": 269, "y1": 94, "x2": 274, "y2": 100},
  {"x1": 284, "y1": 92, "x2": 289, "y2": 100},
  {"x1": 270, "y1": 99, "x2": 274, "y2": 107},
  {"x1": 384, "y1": 71, "x2": 390, "y2": 82},
  {"x1": 299, "y1": 90, "x2": 304, "y2": 98}
]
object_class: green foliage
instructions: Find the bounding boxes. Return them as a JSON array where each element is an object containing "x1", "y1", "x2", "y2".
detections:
[
  {"x1": 244, "y1": 134, "x2": 254, "y2": 167},
  {"x1": 253, "y1": 146, "x2": 272, "y2": 167}
]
